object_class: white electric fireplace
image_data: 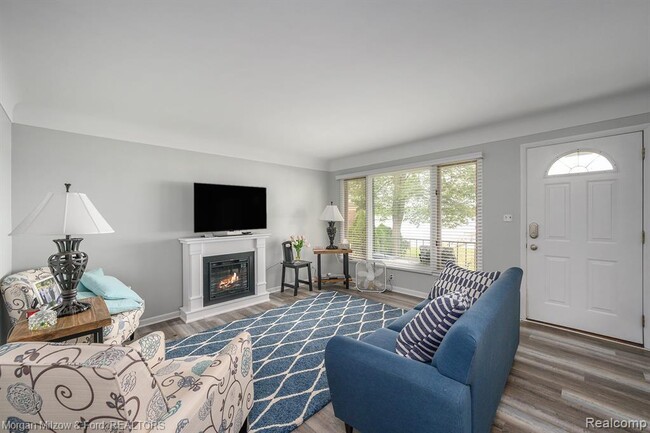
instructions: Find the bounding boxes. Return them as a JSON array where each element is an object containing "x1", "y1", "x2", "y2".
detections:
[{"x1": 179, "y1": 233, "x2": 270, "y2": 323}]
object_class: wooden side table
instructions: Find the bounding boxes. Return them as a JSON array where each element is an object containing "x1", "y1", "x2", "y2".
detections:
[
  {"x1": 313, "y1": 248, "x2": 353, "y2": 290},
  {"x1": 8, "y1": 297, "x2": 112, "y2": 343}
]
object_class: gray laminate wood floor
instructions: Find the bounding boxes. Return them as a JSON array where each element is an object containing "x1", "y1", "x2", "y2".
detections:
[{"x1": 139, "y1": 287, "x2": 650, "y2": 433}]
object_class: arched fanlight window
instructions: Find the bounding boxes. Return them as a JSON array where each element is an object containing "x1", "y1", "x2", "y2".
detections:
[{"x1": 547, "y1": 150, "x2": 614, "y2": 176}]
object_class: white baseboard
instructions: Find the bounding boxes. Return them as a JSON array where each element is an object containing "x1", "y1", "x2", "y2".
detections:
[
  {"x1": 266, "y1": 285, "x2": 318, "y2": 294},
  {"x1": 388, "y1": 285, "x2": 428, "y2": 299},
  {"x1": 270, "y1": 281, "x2": 428, "y2": 299},
  {"x1": 266, "y1": 278, "x2": 429, "y2": 299},
  {"x1": 139, "y1": 311, "x2": 181, "y2": 327}
]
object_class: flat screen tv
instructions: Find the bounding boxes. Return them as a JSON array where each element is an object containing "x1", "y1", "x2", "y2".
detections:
[{"x1": 194, "y1": 183, "x2": 267, "y2": 233}]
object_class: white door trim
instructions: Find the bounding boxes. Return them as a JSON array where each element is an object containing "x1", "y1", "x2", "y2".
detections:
[
  {"x1": 519, "y1": 123, "x2": 650, "y2": 350},
  {"x1": 642, "y1": 125, "x2": 650, "y2": 350}
]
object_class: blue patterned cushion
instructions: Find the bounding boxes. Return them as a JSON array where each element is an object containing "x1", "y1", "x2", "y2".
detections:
[
  {"x1": 429, "y1": 262, "x2": 501, "y2": 306},
  {"x1": 396, "y1": 293, "x2": 468, "y2": 363}
]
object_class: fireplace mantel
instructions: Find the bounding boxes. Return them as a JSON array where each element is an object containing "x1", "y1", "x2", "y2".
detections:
[{"x1": 179, "y1": 233, "x2": 271, "y2": 323}]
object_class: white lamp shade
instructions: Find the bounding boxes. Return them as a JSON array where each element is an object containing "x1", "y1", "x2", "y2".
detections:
[
  {"x1": 319, "y1": 204, "x2": 344, "y2": 222},
  {"x1": 11, "y1": 191, "x2": 114, "y2": 236}
]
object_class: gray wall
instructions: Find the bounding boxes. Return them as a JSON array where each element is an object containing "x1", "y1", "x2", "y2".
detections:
[
  {"x1": 330, "y1": 114, "x2": 650, "y2": 296},
  {"x1": 11, "y1": 125, "x2": 332, "y2": 322},
  {"x1": 0, "y1": 105, "x2": 11, "y2": 342}
]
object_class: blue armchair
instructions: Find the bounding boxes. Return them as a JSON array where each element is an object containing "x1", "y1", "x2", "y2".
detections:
[{"x1": 325, "y1": 267, "x2": 523, "y2": 433}]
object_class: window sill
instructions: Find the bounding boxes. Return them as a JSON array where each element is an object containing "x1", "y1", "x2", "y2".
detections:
[
  {"x1": 384, "y1": 263, "x2": 437, "y2": 276},
  {"x1": 349, "y1": 258, "x2": 436, "y2": 276}
]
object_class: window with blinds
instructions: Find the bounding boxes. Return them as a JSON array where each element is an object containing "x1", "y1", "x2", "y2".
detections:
[
  {"x1": 437, "y1": 161, "x2": 479, "y2": 271},
  {"x1": 341, "y1": 177, "x2": 367, "y2": 259},
  {"x1": 371, "y1": 168, "x2": 431, "y2": 270},
  {"x1": 339, "y1": 157, "x2": 482, "y2": 273}
]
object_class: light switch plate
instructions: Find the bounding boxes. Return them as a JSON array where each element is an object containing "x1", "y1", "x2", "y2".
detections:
[{"x1": 503, "y1": 214, "x2": 513, "y2": 222}]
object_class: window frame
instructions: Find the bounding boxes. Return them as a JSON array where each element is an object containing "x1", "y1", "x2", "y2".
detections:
[
  {"x1": 339, "y1": 177, "x2": 368, "y2": 261},
  {"x1": 338, "y1": 153, "x2": 483, "y2": 274},
  {"x1": 545, "y1": 149, "x2": 616, "y2": 177}
]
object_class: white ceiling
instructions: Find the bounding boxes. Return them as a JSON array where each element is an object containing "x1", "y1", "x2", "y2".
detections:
[{"x1": 1, "y1": 0, "x2": 648, "y2": 170}]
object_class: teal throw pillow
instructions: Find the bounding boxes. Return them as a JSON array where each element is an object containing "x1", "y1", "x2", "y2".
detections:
[
  {"x1": 78, "y1": 268, "x2": 104, "y2": 293},
  {"x1": 81, "y1": 271, "x2": 143, "y2": 303}
]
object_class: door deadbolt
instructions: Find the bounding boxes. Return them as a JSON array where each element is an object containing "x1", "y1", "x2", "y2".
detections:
[
  {"x1": 529, "y1": 222, "x2": 539, "y2": 239},
  {"x1": 530, "y1": 244, "x2": 538, "y2": 251}
]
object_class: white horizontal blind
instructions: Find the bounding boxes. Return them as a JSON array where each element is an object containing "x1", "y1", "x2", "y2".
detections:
[
  {"x1": 476, "y1": 159, "x2": 483, "y2": 270},
  {"x1": 370, "y1": 167, "x2": 431, "y2": 271},
  {"x1": 340, "y1": 177, "x2": 367, "y2": 259},
  {"x1": 338, "y1": 156, "x2": 482, "y2": 274},
  {"x1": 436, "y1": 161, "x2": 478, "y2": 271}
]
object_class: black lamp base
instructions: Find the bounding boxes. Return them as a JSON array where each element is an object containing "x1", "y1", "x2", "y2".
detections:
[
  {"x1": 48, "y1": 236, "x2": 89, "y2": 318},
  {"x1": 55, "y1": 300, "x2": 91, "y2": 317},
  {"x1": 326, "y1": 221, "x2": 338, "y2": 250}
]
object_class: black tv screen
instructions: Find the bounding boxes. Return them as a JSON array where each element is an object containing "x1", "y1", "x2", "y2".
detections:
[{"x1": 194, "y1": 183, "x2": 267, "y2": 233}]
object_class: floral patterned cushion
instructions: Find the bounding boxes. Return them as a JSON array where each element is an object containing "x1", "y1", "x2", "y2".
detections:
[
  {"x1": 128, "y1": 331, "x2": 166, "y2": 369},
  {"x1": 153, "y1": 355, "x2": 215, "y2": 401},
  {"x1": 0, "y1": 332, "x2": 254, "y2": 433},
  {"x1": 0, "y1": 267, "x2": 50, "y2": 324},
  {"x1": 1, "y1": 268, "x2": 144, "y2": 345},
  {"x1": 158, "y1": 332, "x2": 254, "y2": 433},
  {"x1": 0, "y1": 341, "x2": 169, "y2": 432},
  {"x1": 103, "y1": 304, "x2": 144, "y2": 345}
]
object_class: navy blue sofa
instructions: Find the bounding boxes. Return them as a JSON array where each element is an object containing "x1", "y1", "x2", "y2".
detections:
[{"x1": 324, "y1": 267, "x2": 523, "y2": 433}]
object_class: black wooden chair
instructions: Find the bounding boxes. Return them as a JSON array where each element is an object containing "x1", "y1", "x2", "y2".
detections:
[{"x1": 281, "y1": 241, "x2": 313, "y2": 296}]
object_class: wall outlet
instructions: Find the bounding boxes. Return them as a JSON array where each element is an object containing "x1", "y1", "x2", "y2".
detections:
[
  {"x1": 503, "y1": 214, "x2": 513, "y2": 222},
  {"x1": 389, "y1": 273, "x2": 394, "y2": 281}
]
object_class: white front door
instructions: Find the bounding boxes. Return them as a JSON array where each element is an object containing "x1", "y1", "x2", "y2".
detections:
[{"x1": 526, "y1": 132, "x2": 644, "y2": 344}]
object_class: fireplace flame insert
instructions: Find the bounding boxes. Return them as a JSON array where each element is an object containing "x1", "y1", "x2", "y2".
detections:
[{"x1": 203, "y1": 251, "x2": 255, "y2": 306}]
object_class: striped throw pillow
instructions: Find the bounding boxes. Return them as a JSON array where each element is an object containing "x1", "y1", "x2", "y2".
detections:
[
  {"x1": 429, "y1": 262, "x2": 501, "y2": 306},
  {"x1": 396, "y1": 293, "x2": 468, "y2": 363}
]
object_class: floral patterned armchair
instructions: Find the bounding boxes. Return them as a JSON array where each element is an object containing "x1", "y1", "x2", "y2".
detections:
[
  {"x1": 0, "y1": 331, "x2": 254, "y2": 433},
  {"x1": 1, "y1": 268, "x2": 144, "y2": 345}
]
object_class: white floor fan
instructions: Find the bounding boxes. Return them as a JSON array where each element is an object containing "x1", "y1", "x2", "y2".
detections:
[{"x1": 355, "y1": 260, "x2": 387, "y2": 293}]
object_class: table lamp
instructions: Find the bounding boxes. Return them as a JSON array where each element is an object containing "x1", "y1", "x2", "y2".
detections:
[
  {"x1": 10, "y1": 183, "x2": 114, "y2": 317},
  {"x1": 319, "y1": 201, "x2": 344, "y2": 250}
]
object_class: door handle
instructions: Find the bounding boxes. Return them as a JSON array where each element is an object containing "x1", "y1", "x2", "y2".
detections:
[
  {"x1": 530, "y1": 244, "x2": 538, "y2": 251},
  {"x1": 529, "y1": 222, "x2": 539, "y2": 239}
]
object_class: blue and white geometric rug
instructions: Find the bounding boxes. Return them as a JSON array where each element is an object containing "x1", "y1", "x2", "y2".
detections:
[{"x1": 165, "y1": 291, "x2": 404, "y2": 433}]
